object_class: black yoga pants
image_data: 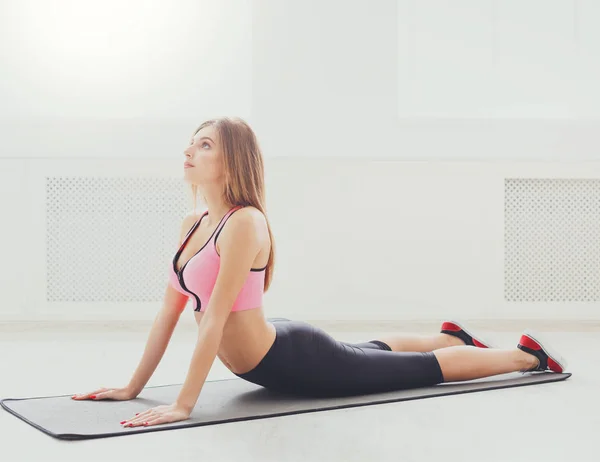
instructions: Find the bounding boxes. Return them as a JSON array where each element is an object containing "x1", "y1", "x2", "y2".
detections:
[{"x1": 233, "y1": 319, "x2": 445, "y2": 398}]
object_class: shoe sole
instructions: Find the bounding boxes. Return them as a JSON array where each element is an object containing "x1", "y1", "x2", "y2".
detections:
[
  {"x1": 445, "y1": 319, "x2": 496, "y2": 349},
  {"x1": 522, "y1": 329, "x2": 568, "y2": 373}
]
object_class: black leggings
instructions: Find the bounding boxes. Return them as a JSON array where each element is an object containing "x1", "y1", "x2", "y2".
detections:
[{"x1": 233, "y1": 319, "x2": 445, "y2": 398}]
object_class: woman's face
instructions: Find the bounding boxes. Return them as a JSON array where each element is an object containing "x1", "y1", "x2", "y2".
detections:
[{"x1": 183, "y1": 125, "x2": 223, "y2": 185}]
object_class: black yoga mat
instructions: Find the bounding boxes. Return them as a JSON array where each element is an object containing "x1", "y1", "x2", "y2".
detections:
[{"x1": 1, "y1": 372, "x2": 570, "y2": 440}]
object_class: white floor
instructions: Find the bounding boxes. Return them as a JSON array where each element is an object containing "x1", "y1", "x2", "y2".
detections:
[{"x1": 0, "y1": 321, "x2": 597, "y2": 462}]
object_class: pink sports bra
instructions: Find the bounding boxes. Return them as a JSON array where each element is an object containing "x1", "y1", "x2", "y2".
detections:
[{"x1": 169, "y1": 205, "x2": 267, "y2": 312}]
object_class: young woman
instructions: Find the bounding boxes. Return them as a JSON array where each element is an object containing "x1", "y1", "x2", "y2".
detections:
[{"x1": 72, "y1": 117, "x2": 567, "y2": 428}]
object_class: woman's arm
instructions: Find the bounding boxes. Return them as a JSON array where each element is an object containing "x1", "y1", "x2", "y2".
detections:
[
  {"x1": 175, "y1": 209, "x2": 264, "y2": 414},
  {"x1": 125, "y1": 216, "x2": 196, "y2": 395},
  {"x1": 126, "y1": 288, "x2": 187, "y2": 395}
]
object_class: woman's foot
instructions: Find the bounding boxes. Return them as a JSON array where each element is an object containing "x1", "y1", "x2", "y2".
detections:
[
  {"x1": 441, "y1": 320, "x2": 495, "y2": 348},
  {"x1": 517, "y1": 329, "x2": 568, "y2": 373}
]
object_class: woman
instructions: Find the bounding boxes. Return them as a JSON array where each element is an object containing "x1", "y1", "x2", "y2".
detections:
[{"x1": 72, "y1": 117, "x2": 567, "y2": 428}]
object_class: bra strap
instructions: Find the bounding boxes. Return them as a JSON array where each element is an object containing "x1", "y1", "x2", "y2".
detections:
[
  {"x1": 213, "y1": 205, "x2": 244, "y2": 245},
  {"x1": 181, "y1": 211, "x2": 207, "y2": 246}
]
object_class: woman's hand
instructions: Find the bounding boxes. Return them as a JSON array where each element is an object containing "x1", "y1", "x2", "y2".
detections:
[
  {"x1": 72, "y1": 386, "x2": 137, "y2": 401},
  {"x1": 120, "y1": 403, "x2": 191, "y2": 428}
]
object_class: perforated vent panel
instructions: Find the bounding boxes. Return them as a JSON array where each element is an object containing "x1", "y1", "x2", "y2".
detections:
[
  {"x1": 505, "y1": 179, "x2": 600, "y2": 302},
  {"x1": 46, "y1": 177, "x2": 190, "y2": 302}
]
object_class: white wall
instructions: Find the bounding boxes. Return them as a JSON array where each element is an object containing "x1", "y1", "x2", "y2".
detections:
[
  {"x1": 397, "y1": 0, "x2": 600, "y2": 119},
  {"x1": 1, "y1": 0, "x2": 599, "y2": 323}
]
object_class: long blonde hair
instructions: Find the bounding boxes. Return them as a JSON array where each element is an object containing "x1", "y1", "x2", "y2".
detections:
[{"x1": 190, "y1": 117, "x2": 276, "y2": 292}]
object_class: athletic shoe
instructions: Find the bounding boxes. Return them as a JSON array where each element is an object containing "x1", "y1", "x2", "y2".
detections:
[
  {"x1": 441, "y1": 320, "x2": 495, "y2": 348},
  {"x1": 517, "y1": 329, "x2": 568, "y2": 373}
]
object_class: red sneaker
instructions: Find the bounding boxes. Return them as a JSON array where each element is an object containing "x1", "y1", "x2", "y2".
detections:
[
  {"x1": 517, "y1": 329, "x2": 568, "y2": 373},
  {"x1": 441, "y1": 320, "x2": 494, "y2": 348}
]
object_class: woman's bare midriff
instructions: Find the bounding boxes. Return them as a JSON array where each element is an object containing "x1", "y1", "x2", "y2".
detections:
[{"x1": 194, "y1": 308, "x2": 277, "y2": 375}]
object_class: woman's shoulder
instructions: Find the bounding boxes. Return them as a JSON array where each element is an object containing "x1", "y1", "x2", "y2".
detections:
[
  {"x1": 220, "y1": 206, "x2": 268, "y2": 242},
  {"x1": 237, "y1": 204, "x2": 261, "y2": 215},
  {"x1": 234, "y1": 205, "x2": 266, "y2": 225},
  {"x1": 218, "y1": 206, "x2": 270, "y2": 254}
]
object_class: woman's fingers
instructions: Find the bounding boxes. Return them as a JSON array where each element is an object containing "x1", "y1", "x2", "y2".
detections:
[
  {"x1": 124, "y1": 419, "x2": 148, "y2": 427},
  {"x1": 139, "y1": 417, "x2": 163, "y2": 427},
  {"x1": 127, "y1": 417, "x2": 156, "y2": 427},
  {"x1": 128, "y1": 412, "x2": 152, "y2": 424},
  {"x1": 72, "y1": 388, "x2": 108, "y2": 400},
  {"x1": 123, "y1": 410, "x2": 154, "y2": 426}
]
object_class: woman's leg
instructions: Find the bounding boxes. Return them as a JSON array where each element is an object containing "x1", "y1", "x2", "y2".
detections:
[
  {"x1": 371, "y1": 321, "x2": 494, "y2": 353},
  {"x1": 243, "y1": 321, "x2": 548, "y2": 398},
  {"x1": 433, "y1": 346, "x2": 538, "y2": 382},
  {"x1": 244, "y1": 321, "x2": 447, "y2": 397},
  {"x1": 434, "y1": 329, "x2": 568, "y2": 380},
  {"x1": 371, "y1": 332, "x2": 464, "y2": 352}
]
